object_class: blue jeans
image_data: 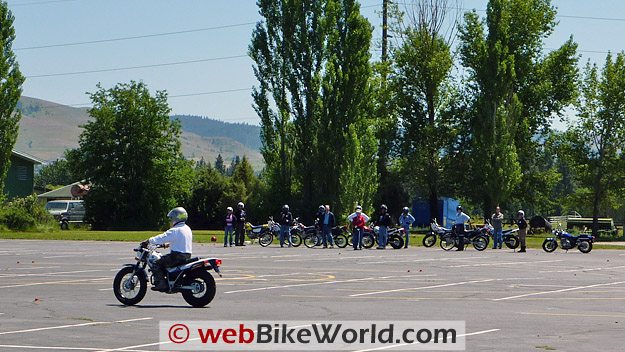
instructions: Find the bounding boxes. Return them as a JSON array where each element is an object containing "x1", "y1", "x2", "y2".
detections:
[
  {"x1": 280, "y1": 225, "x2": 291, "y2": 247},
  {"x1": 493, "y1": 228, "x2": 503, "y2": 249},
  {"x1": 403, "y1": 225, "x2": 411, "y2": 247},
  {"x1": 224, "y1": 225, "x2": 234, "y2": 246},
  {"x1": 322, "y1": 225, "x2": 334, "y2": 247},
  {"x1": 377, "y1": 226, "x2": 388, "y2": 248},
  {"x1": 352, "y1": 227, "x2": 363, "y2": 249}
]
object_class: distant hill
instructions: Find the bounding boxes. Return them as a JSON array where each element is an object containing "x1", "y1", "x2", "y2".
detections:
[{"x1": 14, "y1": 96, "x2": 264, "y2": 169}]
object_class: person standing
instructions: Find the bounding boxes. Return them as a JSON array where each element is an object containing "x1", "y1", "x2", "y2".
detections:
[
  {"x1": 224, "y1": 207, "x2": 236, "y2": 247},
  {"x1": 491, "y1": 206, "x2": 504, "y2": 249},
  {"x1": 399, "y1": 207, "x2": 415, "y2": 248},
  {"x1": 454, "y1": 206, "x2": 471, "y2": 251},
  {"x1": 279, "y1": 205, "x2": 293, "y2": 247},
  {"x1": 348, "y1": 205, "x2": 369, "y2": 250},
  {"x1": 234, "y1": 202, "x2": 247, "y2": 246},
  {"x1": 321, "y1": 205, "x2": 335, "y2": 248},
  {"x1": 516, "y1": 210, "x2": 528, "y2": 253},
  {"x1": 375, "y1": 204, "x2": 392, "y2": 249}
]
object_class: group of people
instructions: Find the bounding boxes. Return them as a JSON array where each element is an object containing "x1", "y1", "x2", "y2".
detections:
[
  {"x1": 453, "y1": 205, "x2": 528, "y2": 252},
  {"x1": 347, "y1": 205, "x2": 416, "y2": 250},
  {"x1": 223, "y1": 202, "x2": 248, "y2": 247}
]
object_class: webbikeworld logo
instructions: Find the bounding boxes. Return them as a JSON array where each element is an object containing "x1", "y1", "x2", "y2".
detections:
[{"x1": 159, "y1": 321, "x2": 466, "y2": 351}]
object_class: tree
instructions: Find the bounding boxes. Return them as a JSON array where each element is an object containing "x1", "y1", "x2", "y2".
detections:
[
  {"x1": 563, "y1": 54, "x2": 625, "y2": 237},
  {"x1": 391, "y1": 0, "x2": 456, "y2": 221},
  {"x1": 0, "y1": 3, "x2": 25, "y2": 198},
  {"x1": 70, "y1": 81, "x2": 193, "y2": 230},
  {"x1": 251, "y1": 0, "x2": 377, "y2": 219},
  {"x1": 34, "y1": 159, "x2": 75, "y2": 190},
  {"x1": 458, "y1": 0, "x2": 578, "y2": 217},
  {"x1": 214, "y1": 154, "x2": 226, "y2": 174}
]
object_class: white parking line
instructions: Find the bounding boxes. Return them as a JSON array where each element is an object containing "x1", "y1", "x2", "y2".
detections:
[
  {"x1": 0, "y1": 269, "x2": 108, "y2": 278},
  {"x1": 493, "y1": 280, "x2": 625, "y2": 301},
  {"x1": 351, "y1": 329, "x2": 500, "y2": 352},
  {"x1": 448, "y1": 259, "x2": 563, "y2": 268},
  {"x1": 350, "y1": 279, "x2": 496, "y2": 297},
  {"x1": 0, "y1": 345, "x2": 152, "y2": 352},
  {"x1": 0, "y1": 317, "x2": 152, "y2": 335},
  {"x1": 0, "y1": 277, "x2": 110, "y2": 289},
  {"x1": 224, "y1": 275, "x2": 434, "y2": 294},
  {"x1": 539, "y1": 265, "x2": 625, "y2": 273}
]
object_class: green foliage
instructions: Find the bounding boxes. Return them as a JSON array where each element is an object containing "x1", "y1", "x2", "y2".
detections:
[
  {"x1": 457, "y1": 0, "x2": 578, "y2": 217},
  {"x1": 250, "y1": 0, "x2": 378, "y2": 220},
  {"x1": 214, "y1": 154, "x2": 226, "y2": 174},
  {"x1": 0, "y1": 195, "x2": 53, "y2": 231},
  {"x1": 561, "y1": 53, "x2": 625, "y2": 235},
  {"x1": 34, "y1": 159, "x2": 75, "y2": 190},
  {"x1": 70, "y1": 81, "x2": 194, "y2": 230},
  {"x1": 0, "y1": 3, "x2": 25, "y2": 196}
]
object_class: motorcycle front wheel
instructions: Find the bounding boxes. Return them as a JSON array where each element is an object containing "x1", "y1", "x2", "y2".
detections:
[
  {"x1": 181, "y1": 270, "x2": 216, "y2": 308},
  {"x1": 472, "y1": 235, "x2": 488, "y2": 251},
  {"x1": 304, "y1": 234, "x2": 319, "y2": 248},
  {"x1": 113, "y1": 267, "x2": 147, "y2": 306},
  {"x1": 290, "y1": 233, "x2": 302, "y2": 247},
  {"x1": 389, "y1": 235, "x2": 404, "y2": 249},
  {"x1": 422, "y1": 233, "x2": 437, "y2": 247},
  {"x1": 504, "y1": 235, "x2": 520, "y2": 249},
  {"x1": 259, "y1": 233, "x2": 273, "y2": 247},
  {"x1": 542, "y1": 239, "x2": 557, "y2": 253}
]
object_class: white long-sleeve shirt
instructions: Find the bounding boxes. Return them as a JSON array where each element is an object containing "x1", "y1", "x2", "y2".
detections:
[
  {"x1": 347, "y1": 212, "x2": 370, "y2": 223},
  {"x1": 454, "y1": 212, "x2": 470, "y2": 225},
  {"x1": 149, "y1": 222, "x2": 193, "y2": 254}
]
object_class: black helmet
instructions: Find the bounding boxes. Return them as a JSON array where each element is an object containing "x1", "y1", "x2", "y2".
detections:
[
  {"x1": 283, "y1": 204, "x2": 290, "y2": 211},
  {"x1": 380, "y1": 204, "x2": 388, "y2": 210},
  {"x1": 319, "y1": 205, "x2": 325, "y2": 211},
  {"x1": 457, "y1": 205, "x2": 463, "y2": 211}
]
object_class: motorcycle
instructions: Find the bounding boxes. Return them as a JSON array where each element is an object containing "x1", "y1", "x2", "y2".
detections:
[
  {"x1": 439, "y1": 224, "x2": 489, "y2": 251},
  {"x1": 346, "y1": 226, "x2": 376, "y2": 249},
  {"x1": 272, "y1": 218, "x2": 303, "y2": 247},
  {"x1": 542, "y1": 229, "x2": 594, "y2": 253},
  {"x1": 302, "y1": 220, "x2": 349, "y2": 248},
  {"x1": 422, "y1": 219, "x2": 452, "y2": 247},
  {"x1": 245, "y1": 217, "x2": 279, "y2": 247},
  {"x1": 483, "y1": 220, "x2": 521, "y2": 250},
  {"x1": 113, "y1": 243, "x2": 222, "y2": 307},
  {"x1": 369, "y1": 226, "x2": 405, "y2": 249}
]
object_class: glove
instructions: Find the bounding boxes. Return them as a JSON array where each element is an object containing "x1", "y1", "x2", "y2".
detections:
[{"x1": 140, "y1": 240, "x2": 149, "y2": 248}]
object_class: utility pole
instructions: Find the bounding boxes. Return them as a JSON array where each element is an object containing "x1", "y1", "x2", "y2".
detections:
[{"x1": 382, "y1": 0, "x2": 389, "y2": 62}]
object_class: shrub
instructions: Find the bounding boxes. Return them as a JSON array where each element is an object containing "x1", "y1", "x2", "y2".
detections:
[
  {"x1": 0, "y1": 195, "x2": 54, "y2": 231},
  {"x1": 0, "y1": 207, "x2": 36, "y2": 230}
]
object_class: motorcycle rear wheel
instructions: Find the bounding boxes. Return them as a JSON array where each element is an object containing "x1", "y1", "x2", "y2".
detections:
[
  {"x1": 440, "y1": 234, "x2": 455, "y2": 251},
  {"x1": 181, "y1": 270, "x2": 216, "y2": 308},
  {"x1": 113, "y1": 267, "x2": 146, "y2": 306},
  {"x1": 504, "y1": 235, "x2": 520, "y2": 249},
  {"x1": 304, "y1": 234, "x2": 320, "y2": 248},
  {"x1": 334, "y1": 234, "x2": 348, "y2": 248},
  {"x1": 578, "y1": 241, "x2": 592, "y2": 253},
  {"x1": 290, "y1": 233, "x2": 302, "y2": 247},
  {"x1": 361, "y1": 234, "x2": 375, "y2": 249}
]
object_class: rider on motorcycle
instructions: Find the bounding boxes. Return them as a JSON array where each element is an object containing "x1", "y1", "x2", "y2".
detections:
[{"x1": 141, "y1": 207, "x2": 192, "y2": 291}]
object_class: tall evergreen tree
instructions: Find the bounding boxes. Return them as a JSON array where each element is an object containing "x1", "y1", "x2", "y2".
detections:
[
  {"x1": 0, "y1": 3, "x2": 25, "y2": 198},
  {"x1": 214, "y1": 154, "x2": 226, "y2": 174}
]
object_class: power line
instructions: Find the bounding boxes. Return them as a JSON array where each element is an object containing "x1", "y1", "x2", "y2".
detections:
[
  {"x1": 15, "y1": 22, "x2": 257, "y2": 51},
  {"x1": 25, "y1": 54, "x2": 249, "y2": 78},
  {"x1": 9, "y1": 0, "x2": 83, "y2": 7}
]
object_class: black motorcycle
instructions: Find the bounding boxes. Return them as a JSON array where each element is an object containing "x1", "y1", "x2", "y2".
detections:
[
  {"x1": 422, "y1": 219, "x2": 452, "y2": 247},
  {"x1": 483, "y1": 221, "x2": 520, "y2": 249},
  {"x1": 439, "y1": 225, "x2": 488, "y2": 251},
  {"x1": 113, "y1": 243, "x2": 222, "y2": 307},
  {"x1": 303, "y1": 221, "x2": 349, "y2": 248},
  {"x1": 543, "y1": 229, "x2": 594, "y2": 253}
]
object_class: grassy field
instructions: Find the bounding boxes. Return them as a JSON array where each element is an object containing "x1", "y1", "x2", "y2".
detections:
[{"x1": 1, "y1": 229, "x2": 624, "y2": 250}]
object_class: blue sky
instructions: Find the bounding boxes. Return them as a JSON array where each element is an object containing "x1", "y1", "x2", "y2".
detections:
[{"x1": 9, "y1": 0, "x2": 625, "y2": 125}]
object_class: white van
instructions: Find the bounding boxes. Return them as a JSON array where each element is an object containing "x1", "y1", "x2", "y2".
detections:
[{"x1": 45, "y1": 200, "x2": 85, "y2": 220}]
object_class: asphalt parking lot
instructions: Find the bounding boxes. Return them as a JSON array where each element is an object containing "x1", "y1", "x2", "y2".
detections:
[{"x1": 1, "y1": 239, "x2": 625, "y2": 351}]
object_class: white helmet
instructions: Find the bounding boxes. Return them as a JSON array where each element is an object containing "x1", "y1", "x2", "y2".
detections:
[
  {"x1": 517, "y1": 210, "x2": 525, "y2": 217},
  {"x1": 238, "y1": 202, "x2": 245, "y2": 208},
  {"x1": 227, "y1": 207, "x2": 233, "y2": 212},
  {"x1": 167, "y1": 207, "x2": 188, "y2": 224}
]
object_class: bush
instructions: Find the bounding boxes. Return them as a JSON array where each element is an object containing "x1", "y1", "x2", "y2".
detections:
[{"x1": 0, "y1": 195, "x2": 54, "y2": 231}]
